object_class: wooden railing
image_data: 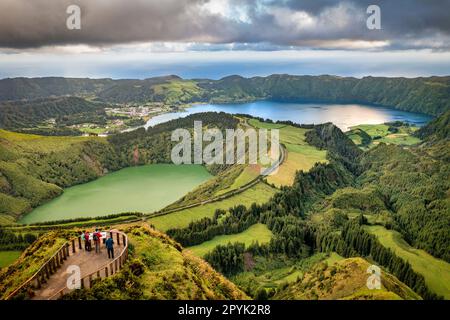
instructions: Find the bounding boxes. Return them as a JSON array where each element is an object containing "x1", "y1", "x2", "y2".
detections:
[
  {"x1": 49, "y1": 231, "x2": 128, "y2": 300},
  {"x1": 5, "y1": 237, "x2": 77, "y2": 300},
  {"x1": 5, "y1": 231, "x2": 128, "y2": 300}
]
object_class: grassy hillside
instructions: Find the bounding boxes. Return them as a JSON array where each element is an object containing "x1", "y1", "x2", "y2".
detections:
[
  {"x1": 231, "y1": 252, "x2": 344, "y2": 297},
  {"x1": 0, "y1": 96, "x2": 106, "y2": 130},
  {"x1": 187, "y1": 223, "x2": 273, "y2": 257},
  {"x1": 198, "y1": 75, "x2": 450, "y2": 116},
  {"x1": 358, "y1": 143, "x2": 450, "y2": 262},
  {"x1": 346, "y1": 123, "x2": 421, "y2": 149},
  {"x1": 0, "y1": 130, "x2": 120, "y2": 222},
  {"x1": 0, "y1": 112, "x2": 241, "y2": 224},
  {"x1": 64, "y1": 224, "x2": 248, "y2": 300},
  {"x1": 148, "y1": 182, "x2": 276, "y2": 231},
  {"x1": 0, "y1": 251, "x2": 21, "y2": 268},
  {"x1": 366, "y1": 225, "x2": 450, "y2": 299},
  {"x1": 415, "y1": 109, "x2": 450, "y2": 141},
  {"x1": 273, "y1": 257, "x2": 421, "y2": 300},
  {"x1": 0, "y1": 231, "x2": 69, "y2": 299},
  {"x1": 1, "y1": 75, "x2": 449, "y2": 115},
  {"x1": 248, "y1": 119, "x2": 327, "y2": 187}
]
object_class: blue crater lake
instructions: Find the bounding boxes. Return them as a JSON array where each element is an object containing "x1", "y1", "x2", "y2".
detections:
[{"x1": 145, "y1": 101, "x2": 432, "y2": 131}]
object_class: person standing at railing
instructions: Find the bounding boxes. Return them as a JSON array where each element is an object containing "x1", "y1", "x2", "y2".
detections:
[
  {"x1": 84, "y1": 231, "x2": 92, "y2": 251},
  {"x1": 106, "y1": 236, "x2": 114, "y2": 259},
  {"x1": 81, "y1": 231, "x2": 87, "y2": 250},
  {"x1": 93, "y1": 228, "x2": 102, "y2": 254}
]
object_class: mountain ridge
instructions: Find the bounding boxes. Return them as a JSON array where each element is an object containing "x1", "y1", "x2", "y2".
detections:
[{"x1": 0, "y1": 74, "x2": 448, "y2": 116}]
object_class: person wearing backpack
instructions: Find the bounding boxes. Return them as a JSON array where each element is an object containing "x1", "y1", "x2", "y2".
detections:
[
  {"x1": 84, "y1": 231, "x2": 91, "y2": 251},
  {"x1": 94, "y1": 228, "x2": 102, "y2": 253},
  {"x1": 106, "y1": 236, "x2": 114, "y2": 259}
]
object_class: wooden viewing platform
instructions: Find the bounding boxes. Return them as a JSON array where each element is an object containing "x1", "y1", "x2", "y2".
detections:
[{"x1": 6, "y1": 230, "x2": 128, "y2": 300}]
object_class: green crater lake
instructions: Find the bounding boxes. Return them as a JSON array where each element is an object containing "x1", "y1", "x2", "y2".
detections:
[{"x1": 19, "y1": 164, "x2": 212, "y2": 224}]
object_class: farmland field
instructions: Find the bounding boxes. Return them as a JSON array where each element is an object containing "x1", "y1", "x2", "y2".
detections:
[
  {"x1": 147, "y1": 182, "x2": 276, "y2": 231},
  {"x1": 187, "y1": 223, "x2": 273, "y2": 257},
  {"x1": 347, "y1": 124, "x2": 421, "y2": 148},
  {"x1": 248, "y1": 119, "x2": 327, "y2": 187}
]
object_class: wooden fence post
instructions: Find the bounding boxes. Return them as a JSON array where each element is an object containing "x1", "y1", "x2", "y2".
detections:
[
  {"x1": 51, "y1": 259, "x2": 56, "y2": 274},
  {"x1": 122, "y1": 235, "x2": 126, "y2": 247},
  {"x1": 72, "y1": 239, "x2": 76, "y2": 253},
  {"x1": 36, "y1": 273, "x2": 41, "y2": 289},
  {"x1": 105, "y1": 267, "x2": 109, "y2": 277},
  {"x1": 45, "y1": 264, "x2": 50, "y2": 279},
  {"x1": 116, "y1": 232, "x2": 120, "y2": 246},
  {"x1": 80, "y1": 278, "x2": 84, "y2": 289},
  {"x1": 78, "y1": 237, "x2": 82, "y2": 250}
]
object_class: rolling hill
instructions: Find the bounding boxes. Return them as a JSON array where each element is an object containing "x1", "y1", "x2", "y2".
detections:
[{"x1": 0, "y1": 75, "x2": 448, "y2": 116}]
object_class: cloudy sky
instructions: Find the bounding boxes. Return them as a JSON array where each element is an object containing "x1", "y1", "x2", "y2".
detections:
[{"x1": 0, "y1": 0, "x2": 449, "y2": 79}]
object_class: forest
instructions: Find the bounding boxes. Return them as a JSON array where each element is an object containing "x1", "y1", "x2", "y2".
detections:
[
  {"x1": 168, "y1": 111, "x2": 450, "y2": 299},
  {"x1": 0, "y1": 75, "x2": 448, "y2": 117}
]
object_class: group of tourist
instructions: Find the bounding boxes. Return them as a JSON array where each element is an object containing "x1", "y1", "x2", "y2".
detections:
[{"x1": 80, "y1": 229, "x2": 115, "y2": 259}]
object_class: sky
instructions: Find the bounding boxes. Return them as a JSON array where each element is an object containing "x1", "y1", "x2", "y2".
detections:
[{"x1": 0, "y1": 0, "x2": 449, "y2": 79}]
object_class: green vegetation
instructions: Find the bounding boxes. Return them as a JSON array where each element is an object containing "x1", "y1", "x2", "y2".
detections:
[
  {"x1": 0, "y1": 251, "x2": 21, "y2": 268},
  {"x1": 0, "y1": 230, "x2": 69, "y2": 299},
  {"x1": 187, "y1": 223, "x2": 273, "y2": 257},
  {"x1": 249, "y1": 118, "x2": 327, "y2": 187},
  {"x1": 152, "y1": 80, "x2": 205, "y2": 104},
  {"x1": 0, "y1": 112, "x2": 240, "y2": 224},
  {"x1": 167, "y1": 165, "x2": 246, "y2": 209},
  {"x1": 19, "y1": 164, "x2": 212, "y2": 224},
  {"x1": 148, "y1": 182, "x2": 276, "y2": 231},
  {"x1": 63, "y1": 224, "x2": 248, "y2": 300},
  {"x1": 358, "y1": 143, "x2": 449, "y2": 262},
  {"x1": 274, "y1": 257, "x2": 421, "y2": 300},
  {"x1": 366, "y1": 225, "x2": 450, "y2": 299},
  {"x1": 346, "y1": 122, "x2": 421, "y2": 149},
  {"x1": 1, "y1": 75, "x2": 448, "y2": 116},
  {"x1": 0, "y1": 129, "x2": 120, "y2": 222},
  {"x1": 0, "y1": 226, "x2": 37, "y2": 251},
  {"x1": 0, "y1": 107, "x2": 448, "y2": 301},
  {"x1": 415, "y1": 109, "x2": 450, "y2": 147},
  {"x1": 173, "y1": 115, "x2": 448, "y2": 299},
  {"x1": 215, "y1": 165, "x2": 260, "y2": 196},
  {"x1": 231, "y1": 252, "x2": 342, "y2": 297},
  {"x1": 0, "y1": 97, "x2": 106, "y2": 129},
  {"x1": 197, "y1": 74, "x2": 450, "y2": 116}
]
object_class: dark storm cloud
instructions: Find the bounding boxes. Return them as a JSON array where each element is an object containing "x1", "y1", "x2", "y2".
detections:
[{"x1": 0, "y1": 0, "x2": 449, "y2": 50}]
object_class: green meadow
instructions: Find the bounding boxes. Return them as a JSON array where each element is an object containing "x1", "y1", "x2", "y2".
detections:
[
  {"x1": 248, "y1": 118, "x2": 327, "y2": 187},
  {"x1": 187, "y1": 223, "x2": 273, "y2": 257},
  {"x1": 347, "y1": 123, "x2": 421, "y2": 148},
  {"x1": 148, "y1": 182, "x2": 276, "y2": 231},
  {"x1": 365, "y1": 225, "x2": 450, "y2": 299},
  {"x1": 0, "y1": 251, "x2": 22, "y2": 268}
]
